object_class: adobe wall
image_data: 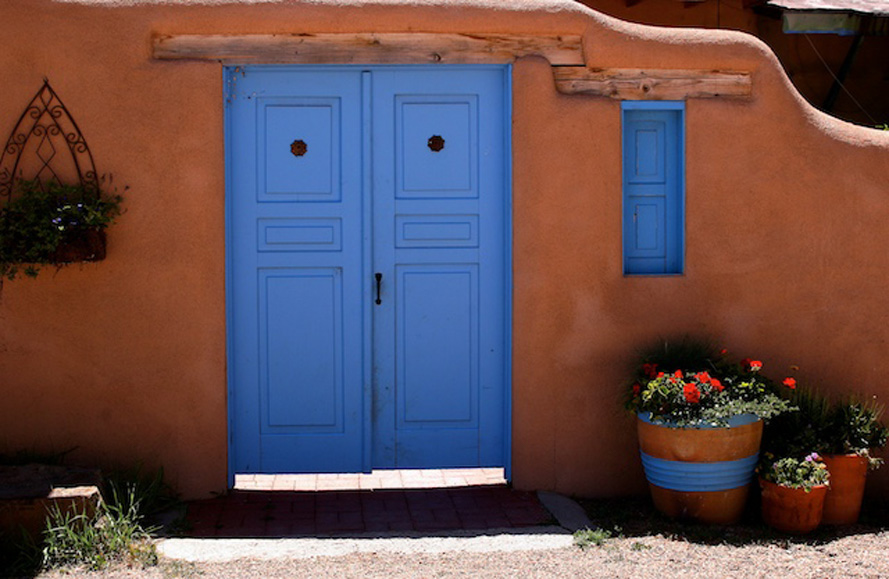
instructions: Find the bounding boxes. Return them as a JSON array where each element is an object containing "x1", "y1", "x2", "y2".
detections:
[
  {"x1": 0, "y1": 0, "x2": 887, "y2": 499},
  {"x1": 577, "y1": 0, "x2": 889, "y2": 128}
]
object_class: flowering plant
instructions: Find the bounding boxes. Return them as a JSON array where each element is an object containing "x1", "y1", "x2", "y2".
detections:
[
  {"x1": 627, "y1": 354, "x2": 794, "y2": 427},
  {"x1": 0, "y1": 178, "x2": 123, "y2": 279},
  {"x1": 760, "y1": 453, "x2": 830, "y2": 492}
]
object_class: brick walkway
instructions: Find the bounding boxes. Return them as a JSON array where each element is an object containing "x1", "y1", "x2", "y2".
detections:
[{"x1": 184, "y1": 469, "x2": 553, "y2": 537}]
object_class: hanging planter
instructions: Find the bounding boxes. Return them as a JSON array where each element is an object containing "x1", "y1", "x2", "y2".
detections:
[
  {"x1": 0, "y1": 80, "x2": 123, "y2": 281},
  {"x1": 0, "y1": 180, "x2": 121, "y2": 280}
]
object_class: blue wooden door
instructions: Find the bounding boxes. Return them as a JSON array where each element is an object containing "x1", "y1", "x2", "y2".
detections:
[{"x1": 227, "y1": 66, "x2": 508, "y2": 475}]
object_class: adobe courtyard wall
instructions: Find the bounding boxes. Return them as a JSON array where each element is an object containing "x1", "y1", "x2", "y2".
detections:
[{"x1": 0, "y1": 0, "x2": 887, "y2": 499}]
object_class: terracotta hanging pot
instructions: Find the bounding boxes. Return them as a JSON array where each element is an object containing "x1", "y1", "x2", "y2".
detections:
[
  {"x1": 759, "y1": 478, "x2": 828, "y2": 534},
  {"x1": 821, "y1": 454, "x2": 868, "y2": 525},
  {"x1": 637, "y1": 413, "x2": 763, "y2": 525},
  {"x1": 51, "y1": 229, "x2": 106, "y2": 263}
]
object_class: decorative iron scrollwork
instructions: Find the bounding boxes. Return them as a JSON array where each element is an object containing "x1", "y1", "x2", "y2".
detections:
[
  {"x1": 427, "y1": 135, "x2": 445, "y2": 152},
  {"x1": 0, "y1": 80, "x2": 99, "y2": 203},
  {"x1": 290, "y1": 139, "x2": 307, "y2": 157}
]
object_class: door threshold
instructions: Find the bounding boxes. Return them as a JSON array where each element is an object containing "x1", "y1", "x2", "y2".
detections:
[{"x1": 234, "y1": 468, "x2": 506, "y2": 491}]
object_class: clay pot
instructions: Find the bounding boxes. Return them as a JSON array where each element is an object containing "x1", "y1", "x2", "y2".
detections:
[
  {"x1": 51, "y1": 229, "x2": 106, "y2": 263},
  {"x1": 637, "y1": 413, "x2": 763, "y2": 525},
  {"x1": 821, "y1": 454, "x2": 868, "y2": 525},
  {"x1": 760, "y1": 478, "x2": 828, "y2": 534}
]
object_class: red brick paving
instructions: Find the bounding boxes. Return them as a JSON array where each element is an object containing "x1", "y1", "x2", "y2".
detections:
[{"x1": 184, "y1": 485, "x2": 553, "y2": 538}]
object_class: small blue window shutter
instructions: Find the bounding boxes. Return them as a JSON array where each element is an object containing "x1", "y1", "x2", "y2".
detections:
[{"x1": 622, "y1": 102, "x2": 685, "y2": 275}]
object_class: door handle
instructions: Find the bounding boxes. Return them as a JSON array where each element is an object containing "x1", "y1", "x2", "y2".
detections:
[{"x1": 374, "y1": 273, "x2": 382, "y2": 305}]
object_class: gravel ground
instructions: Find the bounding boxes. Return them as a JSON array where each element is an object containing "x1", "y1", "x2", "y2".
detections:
[{"x1": 33, "y1": 529, "x2": 889, "y2": 579}]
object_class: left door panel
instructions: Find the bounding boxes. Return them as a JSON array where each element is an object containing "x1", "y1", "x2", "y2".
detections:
[{"x1": 228, "y1": 69, "x2": 366, "y2": 473}]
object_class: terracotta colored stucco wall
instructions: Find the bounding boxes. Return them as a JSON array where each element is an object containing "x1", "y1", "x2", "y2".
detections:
[
  {"x1": 577, "y1": 0, "x2": 889, "y2": 129},
  {"x1": 1, "y1": 0, "x2": 887, "y2": 499}
]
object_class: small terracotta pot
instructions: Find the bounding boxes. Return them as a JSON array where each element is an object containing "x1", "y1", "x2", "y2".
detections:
[
  {"x1": 759, "y1": 478, "x2": 828, "y2": 534},
  {"x1": 821, "y1": 454, "x2": 868, "y2": 525}
]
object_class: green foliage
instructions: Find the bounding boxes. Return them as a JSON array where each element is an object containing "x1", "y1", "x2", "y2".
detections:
[
  {"x1": 627, "y1": 337, "x2": 794, "y2": 427},
  {"x1": 573, "y1": 526, "x2": 619, "y2": 548},
  {"x1": 763, "y1": 389, "x2": 889, "y2": 470},
  {"x1": 823, "y1": 399, "x2": 889, "y2": 457},
  {"x1": 0, "y1": 178, "x2": 123, "y2": 280},
  {"x1": 103, "y1": 465, "x2": 179, "y2": 519},
  {"x1": 41, "y1": 484, "x2": 158, "y2": 571},
  {"x1": 760, "y1": 454, "x2": 830, "y2": 492}
]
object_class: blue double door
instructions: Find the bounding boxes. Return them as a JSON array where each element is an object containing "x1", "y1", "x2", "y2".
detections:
[{"x1": 228, "y1": 66, "x2": 509, "y2": 475}]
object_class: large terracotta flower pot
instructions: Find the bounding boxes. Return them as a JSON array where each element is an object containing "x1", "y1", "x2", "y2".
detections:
[
  {"x1": 760, "y1": 478, "x2": 828, "y2": 534},
  {"x1": 821, "y1": 454, "x2": 868, "y2": 525},
  {"x1": 637, "y1": 413, "x2": 763, "y2": 525}
]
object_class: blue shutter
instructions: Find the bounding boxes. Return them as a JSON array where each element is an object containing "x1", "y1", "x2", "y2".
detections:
[{"x1": 622, "y1": 102, "x2": 684, "y2": 275}]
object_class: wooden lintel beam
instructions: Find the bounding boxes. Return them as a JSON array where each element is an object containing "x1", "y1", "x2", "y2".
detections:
[
  {"x1": 152, "y1": 33, "x2": 584, "y2": 66},
  {"x1": 553, "y1": 67, "x2": 752, "y2": 100}
]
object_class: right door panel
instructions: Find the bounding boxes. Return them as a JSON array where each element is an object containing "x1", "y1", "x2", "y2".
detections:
[{"x1": 370, "y1": 68, "x2": 507, "y2": 468}]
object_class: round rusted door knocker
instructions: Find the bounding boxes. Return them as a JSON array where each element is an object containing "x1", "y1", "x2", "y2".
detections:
[
  {"x1": 290, "y1": 139, "x2": 308, "y2": 157},
  {"x1": 427, "y1": 135, "x2": 445, "y2": 152}
]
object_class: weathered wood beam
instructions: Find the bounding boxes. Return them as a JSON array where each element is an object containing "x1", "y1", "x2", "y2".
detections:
[
  {"x1": 152, "y1": 33, "x2": 584, "y2": 65},
  {"x1": 553, "y1": 67, "x2": 752, "y2": 100}
]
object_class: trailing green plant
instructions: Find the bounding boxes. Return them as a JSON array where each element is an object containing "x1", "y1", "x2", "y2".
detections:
[
  {"x1": 0, "y1": 177, "x2": 123, "y2": 280},
  {"x1": 41, "y1": 483, "x2": 158, "y2": 571},
  {"x1": 626, "y1": 338, "x2": 795, "y2": 427},
  {"x1": 760, "y1": 453, "x2": 830, "y2": 492}
]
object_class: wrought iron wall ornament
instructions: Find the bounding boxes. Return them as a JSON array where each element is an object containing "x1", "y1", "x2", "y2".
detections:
[
  {"x1": 0, "y1": 80, "x2": 99, "y2": 204},
  {"x1": 427, "y1": 135, "x2": 445, "y2": 152},
  {"x1": 290, "y1": 139, "x2": 307, "y2": 157}
]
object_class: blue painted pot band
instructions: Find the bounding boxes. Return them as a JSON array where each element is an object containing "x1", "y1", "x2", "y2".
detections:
[{"x1": 640, "y1": 451, "x2": 759, "y2": 492}]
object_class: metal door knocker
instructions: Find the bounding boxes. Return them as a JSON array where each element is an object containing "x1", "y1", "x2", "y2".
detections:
[
  {"x1": 290, "y1": 139, "x2": 308, "y2": 157},
  {"x1": 427, "y1": 135, "x2": 445, "y2": 152}
]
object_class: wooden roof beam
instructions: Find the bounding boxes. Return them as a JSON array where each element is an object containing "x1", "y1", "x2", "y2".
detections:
[
  {"x1": 553, "y1": 66, "x2": 752, "y2": 100},
  {"x1": 152, "y1": 33, "x2": 584, "y2": 66}
]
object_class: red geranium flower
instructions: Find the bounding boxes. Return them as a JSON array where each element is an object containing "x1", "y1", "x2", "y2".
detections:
[
  {"x1": 656, "y1": 372, "x2": 665, "y2": 378},
  {"x1": 683, "y1": 383, "x2": 701, "y2": 403},
  {"x1": 710, "y1": 378, "x2": 724, "y2": 392},
  {"x1": 642, "y1": 363, "x2": 658, "y2": 379},
  {"x1": 749, "y1": 360, "x2": 763, "y2": 371},
  {"x1": 783, "y1": 377, "x2": 797, "y2": 390},
  {"x1": 740, "y1": 358, "x2": 751, "y2": 368},
  {"x1": 695, "y1": 371, "x2": 711, "y2": 383},
  {"x1": 673, "y1": 370, "x2": 684, "y2": 379}
]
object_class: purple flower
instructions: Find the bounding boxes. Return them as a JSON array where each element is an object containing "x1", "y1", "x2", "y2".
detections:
[{"x1": 804, "y1": 453, "x2": 820, "y2": 462}]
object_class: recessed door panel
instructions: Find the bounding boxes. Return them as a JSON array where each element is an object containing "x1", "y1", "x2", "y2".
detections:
[
  {"x1": 397, "y1": 96, "x2": 477, "y2": 198},
  {"x1": 397, "y1": 265, "x2": 478, "y2": 425},
  {"x1": 260, "y1": 269, "x2": 342, "y2": 431},
  {"x1": 260, "y1": 98, "x2": 341, "y2": 201}
]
